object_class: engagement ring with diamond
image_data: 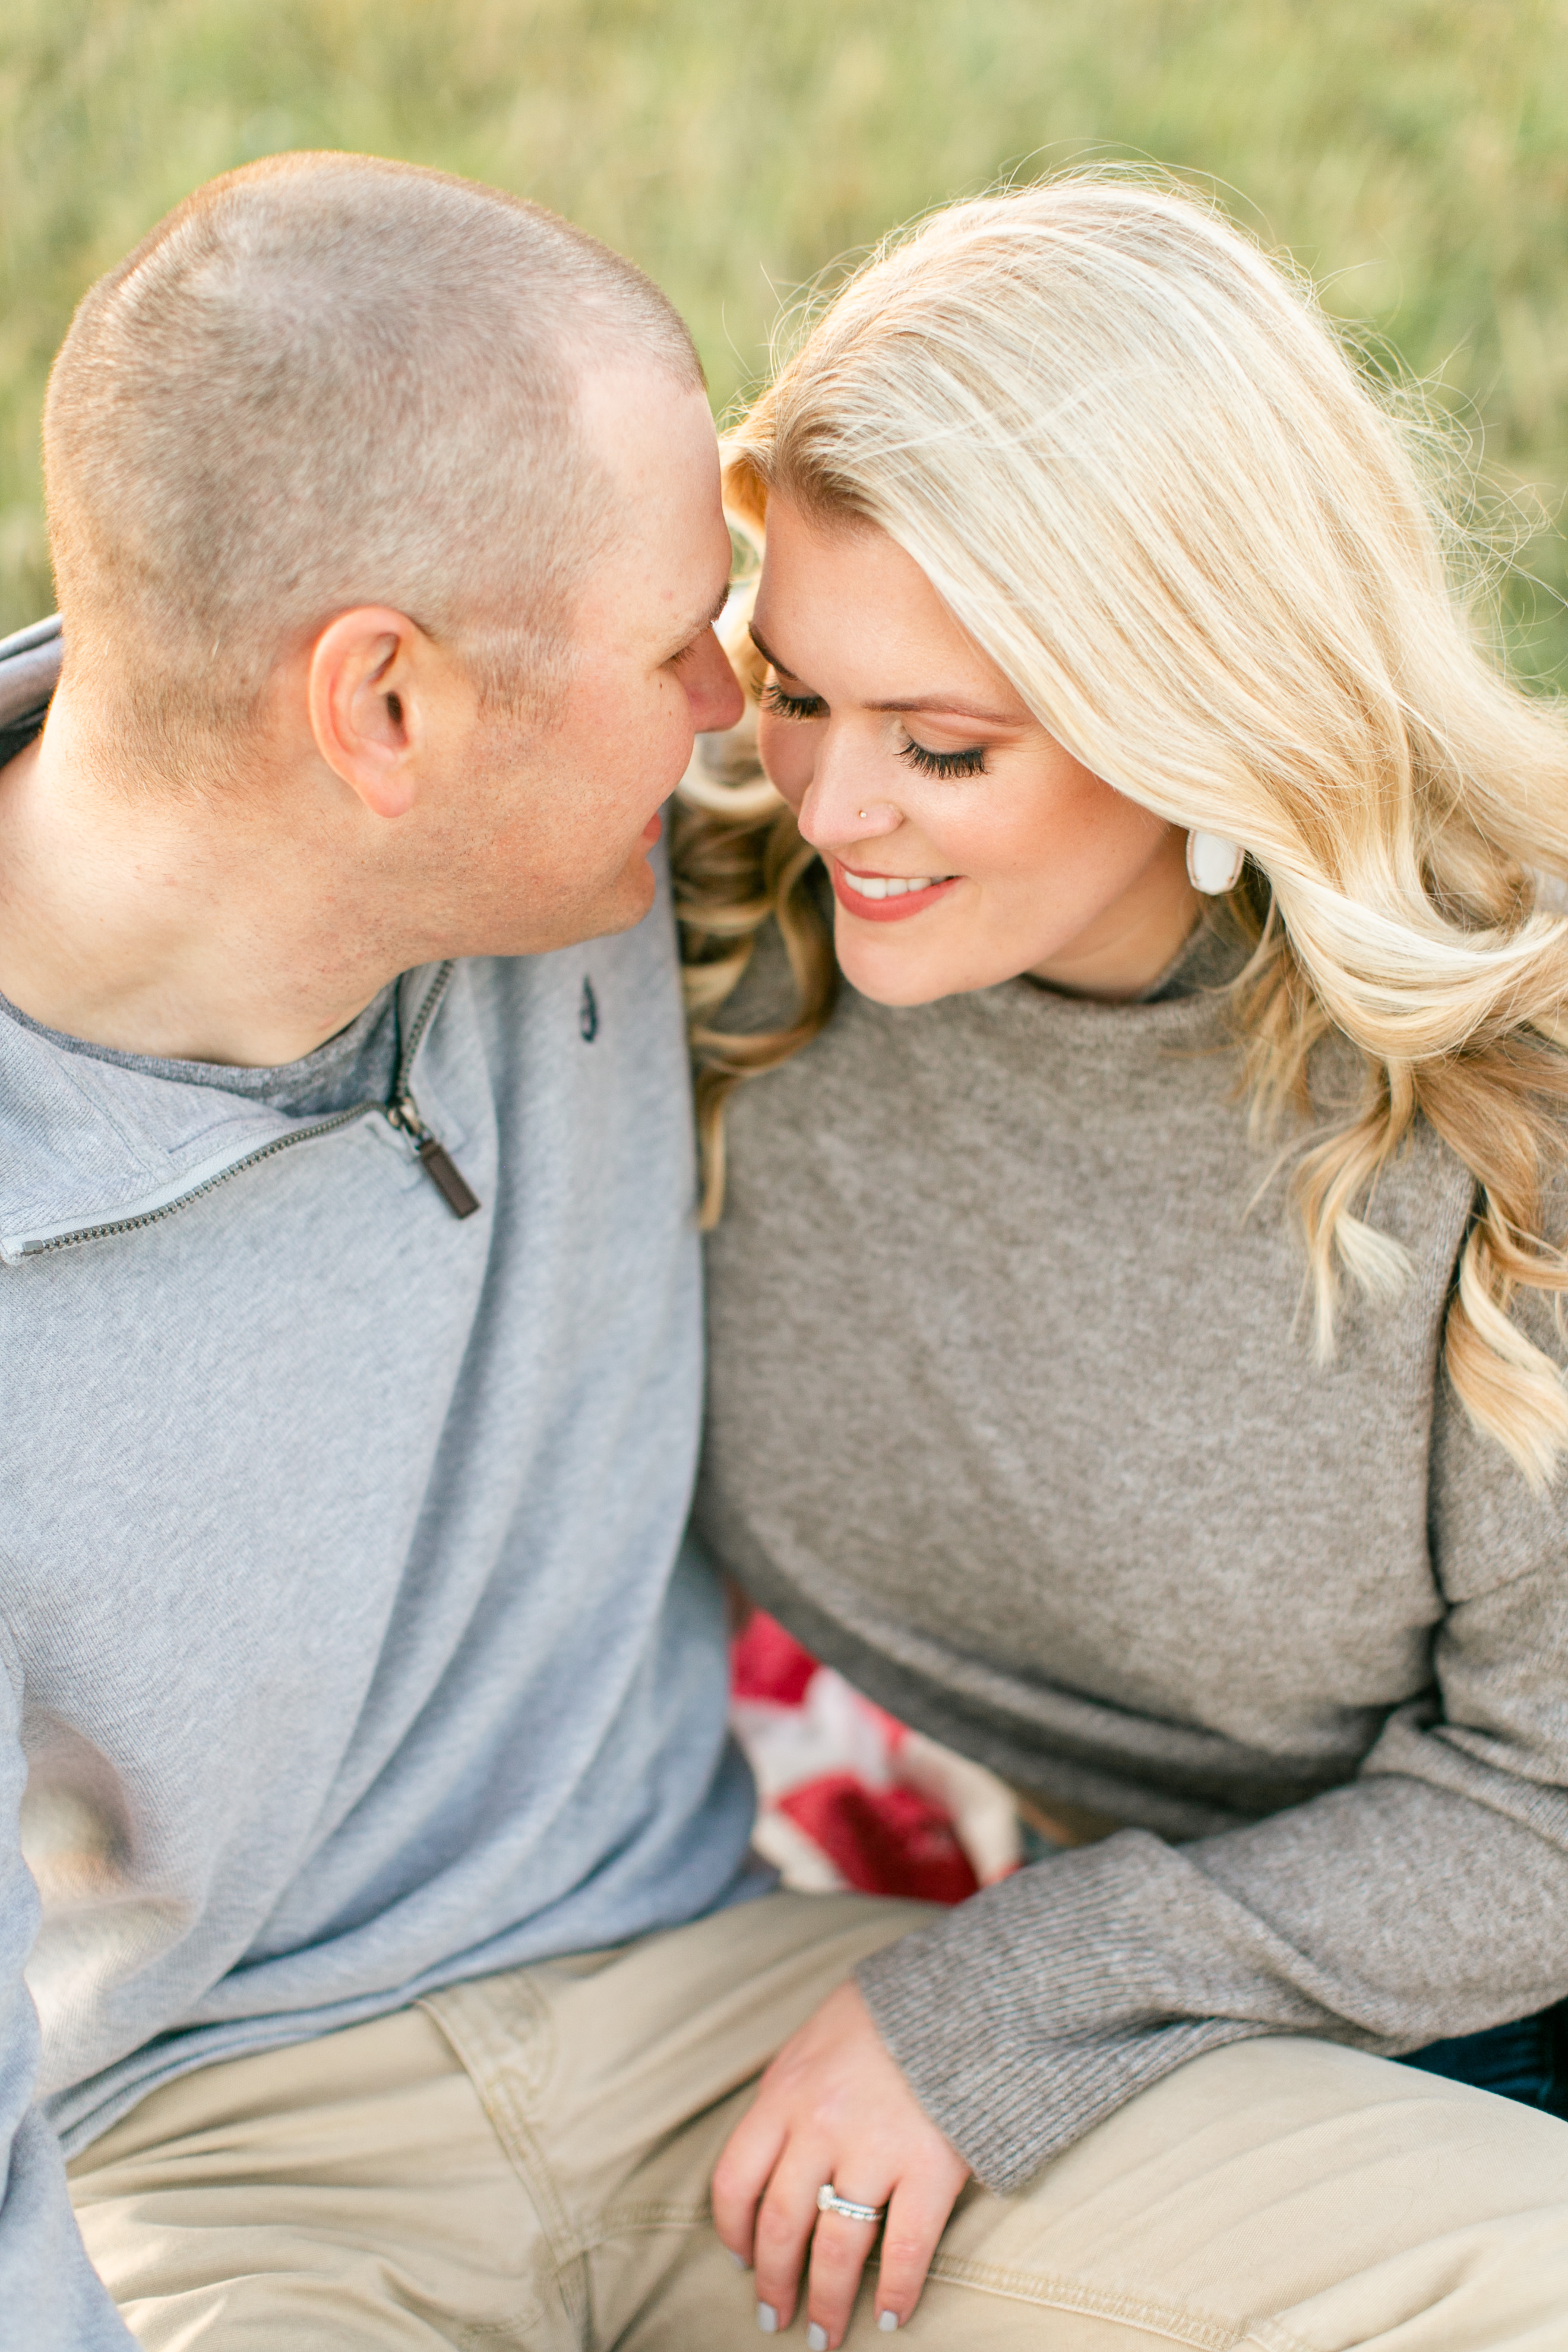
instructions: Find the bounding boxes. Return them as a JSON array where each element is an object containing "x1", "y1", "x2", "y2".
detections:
[{"x1": 817, "y1": 2183, "x2": 887, "y2": 2225}]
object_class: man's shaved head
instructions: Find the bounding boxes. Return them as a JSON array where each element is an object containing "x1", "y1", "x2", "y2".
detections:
[{"x1": 43, "y1": 151, "x2": 702, "y2": 778}]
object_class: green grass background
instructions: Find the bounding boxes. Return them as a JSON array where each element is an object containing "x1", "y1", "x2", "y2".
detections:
[{"x1": 3, "y1": 0, "x2": 1567, "y2": 676}]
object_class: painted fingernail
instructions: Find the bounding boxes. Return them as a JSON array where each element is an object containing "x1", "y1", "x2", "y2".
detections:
[
  {"x1": 878, "y1": 2315, "x2": 900, "y2": 2334},
  {"x1": 729, "y1": 2250, "x2": 748, "y2": 2268},
  {"x1": 807, "y1": 2328, "x2": 829, "y2": 2352},
  {"x1": 756, "y1": 2305, "x2": 778, "y2": 2335}
]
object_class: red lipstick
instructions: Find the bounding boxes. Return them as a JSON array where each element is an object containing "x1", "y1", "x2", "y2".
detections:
[{"x1": 831, "y1": 861, "x2": 960, "y2": 924}]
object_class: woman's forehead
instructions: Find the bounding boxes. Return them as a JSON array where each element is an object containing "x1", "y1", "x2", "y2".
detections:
[{"x1": 752, "y1": 507, "x2": 1029, "y2": 721}]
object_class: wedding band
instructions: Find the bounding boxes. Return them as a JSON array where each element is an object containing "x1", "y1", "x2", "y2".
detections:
[{"x1": 817, "y1": 2182, "x2": 887, "y2": 2225}]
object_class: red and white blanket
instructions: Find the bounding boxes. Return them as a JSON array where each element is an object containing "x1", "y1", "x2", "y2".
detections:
[{"x1": 729, "y1": 1610, "x2": 1022, "y2": 1902}]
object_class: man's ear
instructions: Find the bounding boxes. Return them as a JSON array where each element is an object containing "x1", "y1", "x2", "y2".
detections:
[{"x1": 307, "y1": 608, "x2": 440, "y2": 821}]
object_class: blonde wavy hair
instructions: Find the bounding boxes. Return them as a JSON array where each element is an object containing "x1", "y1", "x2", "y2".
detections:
[{"x1": 674, "y1": 173, "x2": 1568, "y2": 1487}]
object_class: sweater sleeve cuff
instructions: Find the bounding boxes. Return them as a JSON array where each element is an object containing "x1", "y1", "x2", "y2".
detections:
[{"x1": 856, "y1": 1927, "x2": 1267, "y2": 2194}]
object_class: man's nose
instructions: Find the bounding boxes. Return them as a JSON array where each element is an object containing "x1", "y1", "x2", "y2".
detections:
[{"x1": 687, "y1": 630, "x2": 745, "y2": 735}]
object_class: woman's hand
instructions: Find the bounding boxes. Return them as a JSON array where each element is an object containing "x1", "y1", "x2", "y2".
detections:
[{"x1": 712, "y1": 1978, "x2": 970, "y2": 2345}]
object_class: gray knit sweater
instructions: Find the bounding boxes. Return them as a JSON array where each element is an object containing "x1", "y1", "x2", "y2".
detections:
[{"x1": 695, "y1": 909, "x2": 1568, "y2": 2195}]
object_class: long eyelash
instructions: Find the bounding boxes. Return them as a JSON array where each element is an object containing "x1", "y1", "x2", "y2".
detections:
[
  {"x1": 899, "y1": 737, "x2": 988, "y2": 779},
  {"x1": 762, "y1": 681, "x2": 826, "y2": 720}
]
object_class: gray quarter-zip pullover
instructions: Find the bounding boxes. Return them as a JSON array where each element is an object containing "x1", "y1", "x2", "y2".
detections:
[{"x1": 0, "y1": 621, "x2": 755, "y2": 2347}]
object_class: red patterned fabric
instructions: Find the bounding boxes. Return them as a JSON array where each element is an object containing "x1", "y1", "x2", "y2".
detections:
[
  {"x1": 729, "y1": 1611, "x2": 1017, "y2": 1901},
  {"x1": 776, "y1": 1774, "x2": 980, "y2": 1904},
  {"x1": 730, "y1": 1609, "x2": 820, "y2": 1709}
]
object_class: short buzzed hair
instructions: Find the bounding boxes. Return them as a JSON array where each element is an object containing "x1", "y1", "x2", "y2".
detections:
[{"x1": 43, "y1": 151, "x2": 701, "y2": 775}]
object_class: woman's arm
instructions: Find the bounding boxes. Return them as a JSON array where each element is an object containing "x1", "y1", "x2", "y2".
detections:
[{"x1": 713, "y1": 1347, "x2": 1568, "y2": 2343}]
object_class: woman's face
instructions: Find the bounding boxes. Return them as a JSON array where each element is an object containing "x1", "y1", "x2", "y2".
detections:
[{"x1": 750, "y1": 496, "x2": 1197, "y2": 1006}]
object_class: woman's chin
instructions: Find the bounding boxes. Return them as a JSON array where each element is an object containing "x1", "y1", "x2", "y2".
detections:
[{"x1": 833, "y1": 915, "x2": 1001, "y2": 1009}]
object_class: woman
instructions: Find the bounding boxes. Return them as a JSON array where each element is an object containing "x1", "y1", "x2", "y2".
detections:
[{"x1": 676, "y1": 176, "x2": 1568, "y2": 2348}]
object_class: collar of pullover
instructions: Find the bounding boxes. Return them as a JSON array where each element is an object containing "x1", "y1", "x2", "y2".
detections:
[
  {"x1": 0, "y1": 966, "x2": 454, "y2": 1263},
  {"x1": 0, "y1": 620, "x2": 456, "y2": 1262}
]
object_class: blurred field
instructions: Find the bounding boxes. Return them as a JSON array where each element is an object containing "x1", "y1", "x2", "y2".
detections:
[{"x1": 2, "y1": 0, "x2": 1566, "y2": 675}]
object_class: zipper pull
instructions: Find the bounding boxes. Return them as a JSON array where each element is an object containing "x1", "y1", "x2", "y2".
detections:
[
  {"x1": 415, "y1": 1134, "x2": 482, "y2": 1219},
  {"x1": 390, "y1": 1099, "x2": 482, "y2": 1219}
]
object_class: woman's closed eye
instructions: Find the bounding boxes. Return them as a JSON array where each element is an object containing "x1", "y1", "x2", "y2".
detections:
[
  {"x1": 763, "y1": 679, "x2": 826, "y2": 721},
  {"x1": 899, "y1": 736, "x2": 988, "y2": 779},
  {"x1": 764, "y1": 676, "x2": 989, "y2": 782}
]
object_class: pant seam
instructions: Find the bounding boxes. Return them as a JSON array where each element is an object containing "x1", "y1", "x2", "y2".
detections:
[
  {"x1": 421, "y1": 1979, "x2": 590, "y2": 2342},
  {"x1": 923, "y1": 2252, "x2": 1259, "y2": 2350},
  {"x1": 450, "y1": 2304, "x2": 565, "y2": 2351},
  {"x1": 590, "y1": 2199, "x2": 711, "y2": 2240},
  {"x1": 1237, "y1": 2325, "x2": 1321, "y2": 2352}
]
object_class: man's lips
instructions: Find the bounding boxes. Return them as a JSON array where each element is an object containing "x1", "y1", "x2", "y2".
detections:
[
  {"x1": 641, "y1": 811, "x2": 663, "y2": 846},
  {"x1": 830, "y1": 859, "x2": 960, "y2": 923}
]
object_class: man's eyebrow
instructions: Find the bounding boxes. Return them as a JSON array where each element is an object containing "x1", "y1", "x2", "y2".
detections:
[
  {"x1": 668, "y1": 581, "x2": 731, "y2": 657},
  {"x1": 750, "y1": 622, "x2": 1020, "y2": 725}
]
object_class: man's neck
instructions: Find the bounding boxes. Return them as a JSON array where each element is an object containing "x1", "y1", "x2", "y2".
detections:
[{"x1": 0, "y1": 700, "x2": 400, "y2": 1068}]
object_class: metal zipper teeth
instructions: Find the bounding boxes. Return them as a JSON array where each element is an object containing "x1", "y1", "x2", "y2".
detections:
[
  {"x1": 18, "y1": 1104, "x2": 378, "y2": 1256},
  {"x1": 394, "y1": 962, "x2": 454, "y2": 1106},
  {"x1": 18, "y1": 963, "x2": 457, "y2": 1259}
]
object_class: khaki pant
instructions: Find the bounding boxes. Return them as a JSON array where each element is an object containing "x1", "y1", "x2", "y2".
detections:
[{"x1": 69, "y1": 1891, "x2": 1568, "y2": 2350}]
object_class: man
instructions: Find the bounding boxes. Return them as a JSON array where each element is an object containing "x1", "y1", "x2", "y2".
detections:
[{"x1": 0, "y1": 148, "x2": 785, "y2": 2343}]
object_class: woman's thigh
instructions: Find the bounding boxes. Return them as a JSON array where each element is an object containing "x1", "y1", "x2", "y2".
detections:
[{"x1": 899, "y1": 2034, "x2": 1568, "y2": 2352}]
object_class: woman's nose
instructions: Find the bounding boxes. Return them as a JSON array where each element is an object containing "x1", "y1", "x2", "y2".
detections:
[{"x1": 798, "y1": 735, "x2": 900, "y2": 848}]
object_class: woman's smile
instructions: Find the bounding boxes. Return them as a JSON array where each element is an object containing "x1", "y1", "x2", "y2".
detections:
[{"x1": 832, "y1": 860, "x2": 960, "y2": 919}]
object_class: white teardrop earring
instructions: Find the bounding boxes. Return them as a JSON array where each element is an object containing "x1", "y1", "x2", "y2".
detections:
[{"x1": 1186, "y1": 830, "x2": 1245, "y2": 894}]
